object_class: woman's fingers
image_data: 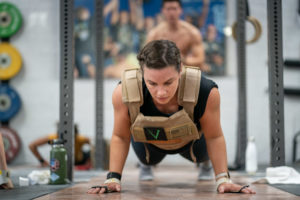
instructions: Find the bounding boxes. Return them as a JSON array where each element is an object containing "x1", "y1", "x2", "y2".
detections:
[
  {"x1": 99, "y1": 187, "x2": 107, "y2": 194},
  {"x1": 87, "y1": 183, "x2": 121, "y2": 194},
  {"x1": 242, "y1": 187, "x2": 256, "y2": 194},
  {"x1": 87, "y1": 187, "x2": 101, "y2": 194},
  {"x1": 218, "y1": 183, "x2": 256, "y2": 194},
  {"x1": 106, "y1": 183, "x2": 121, "y2": 193}
]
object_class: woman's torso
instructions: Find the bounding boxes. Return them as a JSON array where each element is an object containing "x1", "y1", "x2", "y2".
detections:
[{"x1": 139, "y1": 75, "x2": 218, "y2": 150}]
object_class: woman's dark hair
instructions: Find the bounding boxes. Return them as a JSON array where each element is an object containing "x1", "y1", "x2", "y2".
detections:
[{"x1": 137, "y1": 40, "x2": 181, "y2": 72}]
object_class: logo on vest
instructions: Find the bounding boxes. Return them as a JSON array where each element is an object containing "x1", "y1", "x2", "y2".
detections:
[{"x1": 144, "y1": 127, "x2": 167, "y2": 141}]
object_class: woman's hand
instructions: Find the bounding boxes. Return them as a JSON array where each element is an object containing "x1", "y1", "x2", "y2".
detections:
[
  {"x1": 87, "y1": 182, "x2": 121, "y2": 194},
  {"x1": 217, "y1": 182, "x2": 256, "y2": 194}
]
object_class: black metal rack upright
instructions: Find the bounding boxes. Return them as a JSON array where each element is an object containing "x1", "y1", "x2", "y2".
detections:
[
  {"x1": 232, "y1": 0, "x2": 285, "y2": 169},
  {"x1": 267, "y1": 0, "x2": 285, "y2": 166},
  {"x1": 59, "y1": 0, "x2": 75, "y2": 181}
]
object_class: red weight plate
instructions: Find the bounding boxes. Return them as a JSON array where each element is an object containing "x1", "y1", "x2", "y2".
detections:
[{"x1": 0, "y1": 126, "x2": 21, "y2": 163}]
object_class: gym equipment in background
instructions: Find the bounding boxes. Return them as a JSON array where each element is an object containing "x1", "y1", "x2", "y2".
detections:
[
  {"x1": 94, "y1": 0, "x2": 106, "y2": 170},
  {"x1": 0, "y1": 43, "x2": 22, "y2": 80},
  {"x1": 230, "y1": 0, "x2": 248, "y2": 171},
  {"x1": 284, "y1": 59, "x2": 300, "y2": 68},
  {"x1": 293, "y1": 131, "x2": 300, "y2": 163},
  {"x1": 0, "y1": 84, "x2": 22, "y2": 122},
  {"x1": 0, "y1": 126, "x2": 21, "y2": 163},
  {"x1": 232, "y1": 16, "x2": 262, "y2": 44},
  {"x1": 231, "y1": 0, "x2": 285, "y2": 170},
  {"x1": 284, "y1": 59, "x2": 300, "y2": 96},
  {"x1": 59, "y1": 0, "x2": 106, "y2": 181},
  {"x1": 284, "y1": 59, "x2": 300, "y2": 163},
  {"x1": 0, "y1": 2, "x2": 22, "y2": 39},
  {"x1": 0, "y1": 2, "x2": 23, "y2": 166},
  {"x1": 59, "y1": 0, "x2": 75, "y2": 181},
  {"x1": 267, "y1": 0, "x2": 285, "y2": 166},
  {"x1": 232, "y1": 0, "x2": 262, "y2": 44}
]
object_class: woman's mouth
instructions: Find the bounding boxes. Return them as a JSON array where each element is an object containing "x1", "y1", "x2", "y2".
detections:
[{"x1": 157, "y1": 97, "x2": 168, "y2": 101}]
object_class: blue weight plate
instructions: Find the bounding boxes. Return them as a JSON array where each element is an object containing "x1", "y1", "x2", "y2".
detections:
[{"x1": 0, "y1": 84, "x2": 21, "y2": 122}]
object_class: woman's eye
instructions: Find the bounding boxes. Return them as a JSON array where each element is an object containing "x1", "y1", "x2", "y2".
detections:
[{"x1": 165, "y1": 82, "x2": 172, "y2": 85}]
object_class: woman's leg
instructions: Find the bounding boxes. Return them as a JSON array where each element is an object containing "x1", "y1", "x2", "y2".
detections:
[
  {"x1": 131, "y1": 138, "x2": 166, "y2": 165},
  {"x1": 131, "y1": 138, "x2": 167, "y2": 180},
  {"x1": 179, "y1": 135, "x2": 209, "y2": 163},
  {"x1": 179, "y1": 135, "x2": 213, "y2": 180}
]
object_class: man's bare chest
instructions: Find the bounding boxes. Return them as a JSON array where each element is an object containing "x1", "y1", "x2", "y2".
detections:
[{"x1": 157, "y1": 32, "x2": 191, "y2": 54}]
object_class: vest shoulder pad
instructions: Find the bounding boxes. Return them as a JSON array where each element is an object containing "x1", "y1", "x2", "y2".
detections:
[
  {"x1": 121, "y1": 67, "x2": 143, "y2": 105},
  {"x1": 178, "y1": 66, "x2": 201, "y2": 106},
  {"x1": 121, "y1": 67, "x2": 143, "y2": 123},
  {"x1": 177, "y1": 66, "x2": 201, "y2": 120}
]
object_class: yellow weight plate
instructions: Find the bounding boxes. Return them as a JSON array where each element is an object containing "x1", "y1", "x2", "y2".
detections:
[{"x1": 0, "y1": 42, "x2": 22, "y2": 80}]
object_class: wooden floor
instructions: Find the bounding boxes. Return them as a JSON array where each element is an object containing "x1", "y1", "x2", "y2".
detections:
[{"x1": 36, "y1": 165, "x2": 300, "y2": 200}]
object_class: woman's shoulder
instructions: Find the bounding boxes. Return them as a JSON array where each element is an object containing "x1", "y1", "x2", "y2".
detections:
[
  {"x1": 112, "y1": 84, "x2": 123, "y2": 106},
  {"x1": 200, "y1": 75, "x2": 218, "y2": 93},
  {"x1": 112, "y1": 83, "x2": 131, "y2": 117}
]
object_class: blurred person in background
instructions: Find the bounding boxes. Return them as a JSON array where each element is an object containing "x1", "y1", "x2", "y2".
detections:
[
  {"x1": 146, "y1": 0, "x2": 209, "y2": 72},
  {"x1": 29, "y1": 123, "x2": 91, "y2": 169}
]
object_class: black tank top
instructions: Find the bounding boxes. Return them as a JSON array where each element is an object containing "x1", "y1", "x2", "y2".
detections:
[{"x1": 140, "y1": 75, "x2": 218, "y2": 131}]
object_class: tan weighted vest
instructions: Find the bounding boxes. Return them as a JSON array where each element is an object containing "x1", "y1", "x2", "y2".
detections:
[{"x1": 122, "y1": 66, "x2": 202, "y2": 149}]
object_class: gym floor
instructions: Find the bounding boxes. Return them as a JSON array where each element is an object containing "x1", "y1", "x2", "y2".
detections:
[
  {"x1": 3, "y1": 164, "x2": 298, "y2": 200},
  {"x1": 37, "y1": 165, "x2": 300, "y2": 200}
]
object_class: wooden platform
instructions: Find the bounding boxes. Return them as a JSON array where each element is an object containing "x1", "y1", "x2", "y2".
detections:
[{"x1": 35, "y1": 165, "x2": 300, "y2": 200}]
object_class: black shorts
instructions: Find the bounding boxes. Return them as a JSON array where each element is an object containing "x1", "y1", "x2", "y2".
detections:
[{"x1": 131, "y1": 135, "x2": 209, "y2": 165}]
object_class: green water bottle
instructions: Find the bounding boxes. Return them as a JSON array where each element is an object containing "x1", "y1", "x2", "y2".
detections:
[{"x1": 49, "y1": 139, "x2": 67, "y2": 184}]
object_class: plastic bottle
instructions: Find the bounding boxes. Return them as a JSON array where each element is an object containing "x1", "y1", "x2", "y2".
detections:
[
  {"x1": 246, "y1": 136, "x2": 258, "y2": 175},
  {"x1": 49, "y1": 139, "x2": 67, "y2": 184}
]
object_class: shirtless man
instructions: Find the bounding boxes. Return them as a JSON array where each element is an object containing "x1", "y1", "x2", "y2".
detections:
[{"x1": 146, "y1": 0, "x2": 208, "y2": 70}]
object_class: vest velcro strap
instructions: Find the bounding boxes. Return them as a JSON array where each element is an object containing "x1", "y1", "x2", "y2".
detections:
[
  {"x1": 128, "y1": 102, "x2": 141, "y2": 124},
  {"x1": 183, "y1": 68, "x2": 201, "y2": 104}
]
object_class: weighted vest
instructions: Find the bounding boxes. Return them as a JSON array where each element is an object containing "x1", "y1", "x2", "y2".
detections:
[{"x1": 122, "y1": 66, "x2": 202, "y2": 149}]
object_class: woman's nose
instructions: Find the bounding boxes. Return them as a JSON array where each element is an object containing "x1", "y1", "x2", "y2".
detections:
[{"x1": 156, "y1": 87, "x2": 167, "y2": 97}]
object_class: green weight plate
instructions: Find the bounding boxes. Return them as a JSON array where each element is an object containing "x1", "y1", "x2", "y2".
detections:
[{"x1": 0, "y1": 2, "x2": 22, "y2": 38}]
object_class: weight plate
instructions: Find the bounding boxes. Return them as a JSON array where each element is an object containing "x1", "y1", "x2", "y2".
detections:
[
  {"x1": 0, "y1": 2, "x2": 22, "y2": 38},
  {"x1": 0, "y1": 43, "x2": 22, "y2": 80},
  {"x1": 0, "y1": 126, "x2": 21, "y2": 163},
  {"x1": 0, "y1": 84, "x2": 21, "y2": 122}
]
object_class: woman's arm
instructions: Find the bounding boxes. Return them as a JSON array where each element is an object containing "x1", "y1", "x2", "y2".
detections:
[
  {"x1": 88, "y1": 84, "x2": 131, "y2": 194},
  {"x1": 200, "y1": 88, "x2": 227, "y2": 175},
  {"x1": 109, "y1": 84, "x2": 132, "y2": 174},
  {"x1": 200, "y1": 88, "x2": 255, "y2": 194}
]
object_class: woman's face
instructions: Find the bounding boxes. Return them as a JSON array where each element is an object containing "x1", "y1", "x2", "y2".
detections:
[{"x1": 143, "y1": 65, "x2": 181, "y2": 105}]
